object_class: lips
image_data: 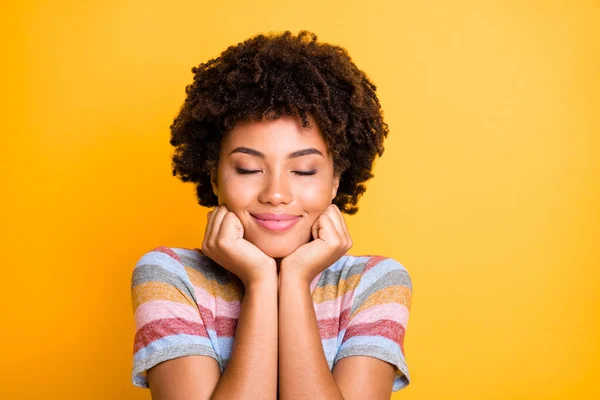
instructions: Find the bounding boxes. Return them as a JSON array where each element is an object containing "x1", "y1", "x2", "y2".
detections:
[
  {"x1": 250, "y1": 213, "x2": 301, "y2": 232},
  {"x1": 251, "y1": 213, "x2": 299, "y2": 221}
]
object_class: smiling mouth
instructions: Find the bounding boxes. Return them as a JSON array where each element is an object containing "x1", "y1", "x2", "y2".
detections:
[{"x1": 251, "y1": 215, "x2": 301, "y2": 232}]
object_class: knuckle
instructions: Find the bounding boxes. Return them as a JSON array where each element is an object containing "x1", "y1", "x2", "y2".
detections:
[
  {"x1": 330, "y1": 238, "x2": 341, "y2": 248},
  {"x1": 216, "y1": 235, "x2": 232, "y2": 249}
]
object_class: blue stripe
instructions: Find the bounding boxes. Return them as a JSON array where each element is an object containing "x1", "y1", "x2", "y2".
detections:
[
  {"x1": 135, "y1": 250, "x2": 191, "y2": 284},
  {"x1": 134, "y1": 333, "x2": 215, "y2": 363},
  {"x1": 354, "y1": 258, "x2": 406, "y2": 298},
  {"x1": 338, "y1": 335, "x2": 404, "y2": 358}
]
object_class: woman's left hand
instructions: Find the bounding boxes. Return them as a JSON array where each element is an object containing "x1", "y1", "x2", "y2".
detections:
[{"x1": 280, "y1": 204, "x2": 353, "y2": 286}]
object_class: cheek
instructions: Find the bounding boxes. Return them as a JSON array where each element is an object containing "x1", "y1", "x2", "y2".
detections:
[
  {"x1": 297, "y1": 182, "x2": 333, "y2": 211},
  {"x1": 218, "y1": 175, "x2": 256, "y2": 207}
]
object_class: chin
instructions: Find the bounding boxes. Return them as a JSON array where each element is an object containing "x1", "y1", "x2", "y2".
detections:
[
  {"x1": 247, "y1": 235, "x2": 306, "y2": 259},
  {"x1": 243, "y1": 224, "x2": 312, "y2": 259},
  {"x1": 256, "y1": 243, "x2": 297, "y2": 259}
]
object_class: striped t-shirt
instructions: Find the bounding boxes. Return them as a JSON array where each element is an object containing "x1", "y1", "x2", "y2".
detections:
[{"x1": 130, "y1": 246, "x2": 413, "y2": 392}]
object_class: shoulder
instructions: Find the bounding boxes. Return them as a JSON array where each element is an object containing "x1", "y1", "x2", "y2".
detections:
[
  {"x1": 313, "y1": 254, "x2": 411, "y2": 302},
  {"x1": 131, "y1": 246, "x2": 230, "y2": 287},
  {"x1": 347, "y1": 255, "x2": 412, "y2": 312},
  {"x1": 334, "y1": 254, "x2": 411, "y2": 288}
]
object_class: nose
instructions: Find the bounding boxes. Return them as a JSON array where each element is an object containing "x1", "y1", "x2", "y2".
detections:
[{"x1": 258, "y1": 171, "x2": 292, "y2": 206}]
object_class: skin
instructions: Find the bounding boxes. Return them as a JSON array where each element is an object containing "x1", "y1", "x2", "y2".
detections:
[
  {"x1": 208, "y1": 112, "x2": 341, "y2": 272},
  {"x1": 147, "y1": 113, "x2": 396, "y2": 399}
]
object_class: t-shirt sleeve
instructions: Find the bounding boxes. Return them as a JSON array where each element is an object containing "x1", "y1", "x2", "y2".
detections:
[
  {"x1": 130, "y1": 246, "x2": 219, "y2": 388},
  {"x1": 333, "y1": 257, "x2": 413, "y2": 392}
]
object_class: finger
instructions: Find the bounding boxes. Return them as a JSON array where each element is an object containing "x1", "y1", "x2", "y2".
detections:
[
  {"x1": 311, "y1": 216, "x2": 321, "y2": 240},
  {"x1": 325, "y1": 205, "x2": 350, "y2": 250},
  {"x1": 331, "y1": 204, "x2": 352, "y2": 246},
  {"x1": 333, "y1": 204, "x2": 349, "y2": 233},
  {"x1": 209, "y1": 205, "x2": 230, "y2": 241},
  {"x1": 219, "y1": 212, "x2": 244, "y2": 241},
  {"x1": 325, "y1": 206, "x2": 351, "y2": 251},
  {"x1": 206, "y1": 208, "x2": 218, "y2": 229},
  {"x1": 324, "y1": 205, "x2": 344, "y2": 235},
  {"x1": 203, "y1": 208, "x2": 218, "y2": 250},
  {"x1": 314, "y1": 213, "x2": 342, "y2": 246}
]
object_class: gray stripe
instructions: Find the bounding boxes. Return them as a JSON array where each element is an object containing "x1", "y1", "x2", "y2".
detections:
[
  {"x1": 351, "y1": 268, "x2": 412, "y2": 314},
  {"x1": 177, "y1": 252, "x2": 235, "y2": 286},
  {"x1": 316, "y1": 260, "x2": 367, "y2": 288},
  {"x1": 131, "y1": 264, "x2": 196, "y2": 304}
]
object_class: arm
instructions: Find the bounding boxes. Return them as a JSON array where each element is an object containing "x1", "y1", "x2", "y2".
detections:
[
  {"x1": 201, "y1": 205, "x2": 279, "y2": 399},
  {"x1": 277, "y1": 206, "x2": 411, "y2": 398},
  {"x1": 277, "y1": 204, "x2": 351, "y2": 399},
  {"x1": 332, "y1": 257, "x2": 413, "y2": 396},
  {"x1": 210, "y1": 276, "x2": 278, "y2": 399},
  {"x1": 277, "y1": 263, "x2": 409, "y2": 400},
  {"x1": 146, "y1": 277, "x2": 278, "y2": 400},
  {"x1": 146, "y1": 356, "x2": 221, "y2": 400},
  {"x1": 278, "y1": 271, "x2": 344, "y2": 400},
  {"x1": 130, "y1": 247, "x2": 224, "y2": 398}
]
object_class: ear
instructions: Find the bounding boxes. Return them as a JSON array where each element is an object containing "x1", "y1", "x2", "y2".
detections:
[
  {"x1": 331, "y1": 174, "x2": 340, "y2": 201},
  {"x1": 210, "y1": 168, "x2": 219, "y2": 197}
]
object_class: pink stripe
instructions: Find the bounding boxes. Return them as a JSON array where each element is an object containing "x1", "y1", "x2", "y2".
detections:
[
  {"x1": 313, "y1": 289, "x2": 355, "y2": 320},
  {"x1": 316, "y1": 317, "x2": 339, "y2": 338},
  {"x1": 350, "y1": 303, "x2": 409, "y2": 329},
  {"x1": 344, "y1": 320, "x2": 405, "y2": 350},
  {"x1": 153, "y1": 246, "x2": 183, "y2": 263},
  {"x1": 191, "y1": 285, "x2": 241, "y2": 319},
  {"x1": 198, "y1": 304, "x2": 215, "y2": 331},
  {"x1": 363, "y1": 256, "x2": 387, "y2": 274},
  {"x1": 134, "y1": 300, "x2": 203, "y2": 328},
  {"x1": 133, "y1": 318, "x2": 208, "y2": 353},
  {"x1": 215, "y1": 316, "x2": 237, "y2": 337}
]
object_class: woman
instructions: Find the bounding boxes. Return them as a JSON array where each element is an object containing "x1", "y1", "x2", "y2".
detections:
[{"x1": 131, "y1": 30, "x2": 413, "y2": 399}]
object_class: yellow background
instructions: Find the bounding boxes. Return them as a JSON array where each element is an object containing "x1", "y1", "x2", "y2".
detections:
[{"x1": 2, "y1": 0, "x2": 598, "y2": 399}]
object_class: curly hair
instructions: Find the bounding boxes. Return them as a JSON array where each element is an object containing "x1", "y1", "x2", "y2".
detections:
[{"x1": 169, "y1": 30, "x2": 389, "y2": 215}]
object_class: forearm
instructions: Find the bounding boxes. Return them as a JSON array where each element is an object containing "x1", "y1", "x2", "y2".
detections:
[
  {"x1": 278, "y1": 271, "x2": 344, "y2": 400},
  {"x1": 211, "y1": 277, "x2": 278, "y2": 400}
]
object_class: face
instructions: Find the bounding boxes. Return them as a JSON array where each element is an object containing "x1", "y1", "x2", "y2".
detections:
[{"x1": 210, "y1": 113, "x2": 339, "y2": 258}]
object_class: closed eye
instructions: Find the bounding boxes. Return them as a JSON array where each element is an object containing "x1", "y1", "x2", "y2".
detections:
[
  {"x1": 236, "y1": 168, "x2": 261, "y2": 174},
  {"x1": 293, "y1": 171, "x2": 316, "y2": 176},
  {"x1": 236, "y1": 168, "x2": 316, "y2": 176}
]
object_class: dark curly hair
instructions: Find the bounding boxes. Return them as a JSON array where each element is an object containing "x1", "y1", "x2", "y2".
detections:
[{"x1": 169, "y1": 30, "x2": 389, "y2": 215}]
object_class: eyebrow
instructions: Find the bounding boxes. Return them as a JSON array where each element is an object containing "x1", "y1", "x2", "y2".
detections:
[{"x1": 228, "y1": 146, "x2": 324, "y2": 159}]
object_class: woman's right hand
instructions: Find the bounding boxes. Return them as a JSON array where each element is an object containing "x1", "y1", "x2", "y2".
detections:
[{"x1": 202, "y1": 205, "x2": 276, "y2": 287}]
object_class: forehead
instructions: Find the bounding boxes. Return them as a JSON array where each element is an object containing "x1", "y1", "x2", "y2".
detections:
[{"x1": 221, "y1": 114, "x2": 329, "y2": 155}]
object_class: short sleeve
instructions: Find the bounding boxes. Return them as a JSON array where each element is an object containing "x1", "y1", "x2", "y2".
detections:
[
  {"x1": 130, "y1": 247, "x2": 219, "y2": 388},
  {"x1": 333, "y1": 257, "x2": 413, "y2": 392}
]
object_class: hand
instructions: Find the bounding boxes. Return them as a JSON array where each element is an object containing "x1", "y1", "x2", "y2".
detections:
[
  {"x1": 280, "y1": 204, "x2": 353, "y2": 285},
  {"x1": 202, "y1": 205, "x2": 276, "y2": 287}
]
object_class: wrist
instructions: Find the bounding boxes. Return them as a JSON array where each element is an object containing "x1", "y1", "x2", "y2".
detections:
[
  {"x1": 278, "y1": 266, "x2": 312, "y2": 288},
  {"x1": 242, "y1": 259, "x2": 278, "y2": 289},
  {"x1": 244, "y1": 275, "x2": 278, "y2": 292}
]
